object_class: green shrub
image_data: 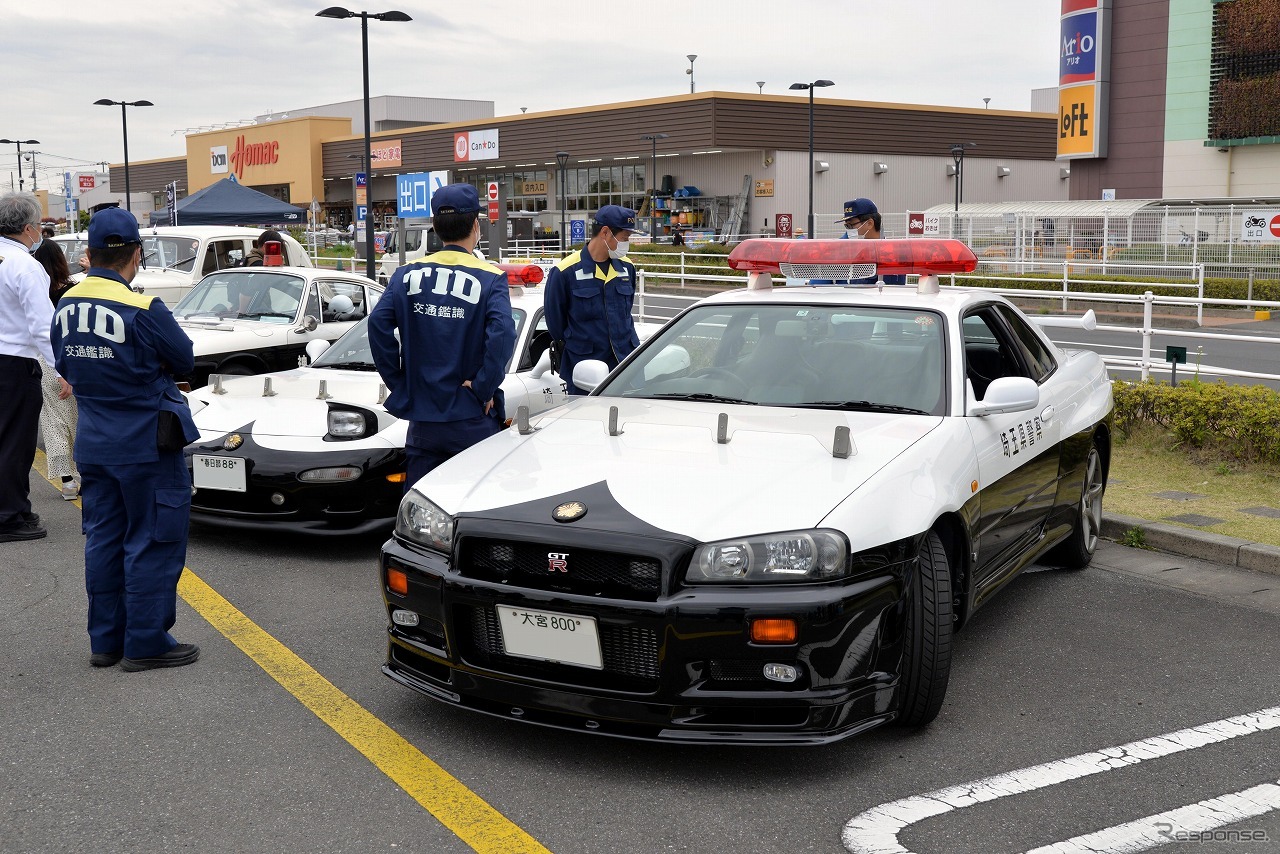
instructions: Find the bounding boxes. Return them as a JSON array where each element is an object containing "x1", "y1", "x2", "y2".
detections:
[{"x1": 1112, "y1": 378, "x2": 1280, "y2": 465}]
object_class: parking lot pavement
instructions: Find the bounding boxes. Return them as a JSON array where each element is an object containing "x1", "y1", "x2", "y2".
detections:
[{"x1": 4, "y1": 467, "x2": 1279, "y2": 854}]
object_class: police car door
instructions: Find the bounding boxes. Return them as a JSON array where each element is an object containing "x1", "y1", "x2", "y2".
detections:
[
  {"x1": 962, "y1": 304, "x2": 1063, "y2": 591},
  {"x1": 515, "y1": 308, "x2": 567, "y2": 413}
]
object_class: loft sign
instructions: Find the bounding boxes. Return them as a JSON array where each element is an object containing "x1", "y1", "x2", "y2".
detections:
[{"x1": 228, "y1": 135, "x2": 280, "y2": 178}]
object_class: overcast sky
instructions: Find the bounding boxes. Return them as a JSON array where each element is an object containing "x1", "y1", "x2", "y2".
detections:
[{"x1": 4, "y1": 0, "x2": 1058, "y2": 191}]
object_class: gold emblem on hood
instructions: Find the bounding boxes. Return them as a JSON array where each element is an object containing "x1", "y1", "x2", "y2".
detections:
[
  {"x1": 552, "y1": 501, "x2": 586, "y2": 523},
  {"x1": 223, "y1": 434, "x2": 244, "y2": 451}
]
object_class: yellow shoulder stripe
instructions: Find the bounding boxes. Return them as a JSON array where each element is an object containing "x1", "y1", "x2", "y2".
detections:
[
  {"x1": 553, "y1": 250, "x2": 584, "y2": 272},
  {"x1": 424, "y1": 250, "x2": 503, "y2": 275},
  {"x1": 62, "y1": 277, "x2": 155, "y2": 310}
]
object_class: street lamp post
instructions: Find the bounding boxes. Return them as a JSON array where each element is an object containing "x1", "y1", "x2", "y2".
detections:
[
  {"x1": 788, "y1": 79, "x2": 834, "y2": 239},
  {"x1": 949, "y1": 142, "x2": 977, "y2": 212},
  {"x1": 640, "y1": 133, "x2": 669, "y2": 242},
  {"x1": 756, "y1": 81, "x2": 765, "y2": 94},
  {"x1": 0, "y1": 139, "x2": 41, "y2": 193},
  {"x1": 317, "y1": 6, "x2": 412, "y2": 281},
  {"x1": 93, "y1": 100, "x2": 153, "y2": 213},
  {"x1": 686, "y1": 55, "x2": 697, "y2": 93},
  {"x1": 23, "y1": 151, "x2": 40, "y2": 191},
  {"x1": 556, "y1": 151, "x2": 569, "y2": 252}
]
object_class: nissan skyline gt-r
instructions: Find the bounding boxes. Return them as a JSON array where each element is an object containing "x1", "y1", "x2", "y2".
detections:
[
  {"x1": 172, "y1": 267, "x2": 383, "y2": 388},
  {"x1": 182, "y1": 270, "x2": 568, "y2": 535},
  {"x1": 378, "y1": 238, "x2": 1114, "y2": 745}
]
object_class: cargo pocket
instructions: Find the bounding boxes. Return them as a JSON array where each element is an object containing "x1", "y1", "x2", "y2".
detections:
[
  {"x1": 154, "y1": 488, "x2": 190, "y2": 543},
  {"x1": 571, "y1": 285, "x2": 605, "y2": 322}
]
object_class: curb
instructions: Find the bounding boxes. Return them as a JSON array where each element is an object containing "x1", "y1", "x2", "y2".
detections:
[{"x1": 1101, "y1": 513, "x2": 1280, "y2": 577}]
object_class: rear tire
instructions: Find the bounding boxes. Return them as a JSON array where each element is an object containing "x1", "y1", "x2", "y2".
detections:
[
  {"x1": 1048, "y1": 444, "x2": 1105, "y2": 570},
  {"x1": 897, "y1": 530, "x2": 954, "y2": 728}
]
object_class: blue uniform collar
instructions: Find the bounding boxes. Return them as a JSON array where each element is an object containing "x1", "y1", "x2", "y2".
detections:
[{"x1": 85, "y1": 267, "x2": 132, "y2": 287}]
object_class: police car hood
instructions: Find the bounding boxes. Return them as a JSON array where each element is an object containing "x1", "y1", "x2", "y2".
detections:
[
  {"x1": 177, "y1": 320, "x2": 294, "y2": 355},
  {"x1": 420, "y1": 397, "x2": 942, "y2": 541},
  {"x1": 186, "y1": 368, "x2": 394, "y2": 441}
]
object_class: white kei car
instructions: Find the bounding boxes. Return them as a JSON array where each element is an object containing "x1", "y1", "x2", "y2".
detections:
[
  {"x1": 377, "y1": 238, "x2": 1114, "y2": 745},
  {"x1": 181, "y1": 269, "x2": 571, "y2": 534}
]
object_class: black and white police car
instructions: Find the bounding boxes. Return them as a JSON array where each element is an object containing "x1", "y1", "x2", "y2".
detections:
[{"x1": 378, "y1": 238, "x2": 1113, "y2": 745}]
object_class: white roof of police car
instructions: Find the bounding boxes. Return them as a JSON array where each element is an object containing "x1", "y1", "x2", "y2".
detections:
[{"x1": 693, "y1": 284, "x2": 1013, "y2": 314}]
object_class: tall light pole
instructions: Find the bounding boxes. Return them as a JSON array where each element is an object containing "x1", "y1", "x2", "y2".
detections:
[
  {"x1": 756, "y1": 81, "x2": 765, "y2": 94},
  {"x1": 317, "y1": 6, "x2": 412, "y2": 281},
  {"x1": 686, "y1": 54, "x2": 697, "y2": 93},
  {"x1": 556, "y1": 151, "x2": 569, "y2": 252},
  {"x1": 949, "y1": 142, "x2": 977, "y2": 212},
  {"x1": 0, "y1": 139, "x2": 40, "y2": 193},
  {"x1": 23, "y1": 151, "x2": 39, "y2": 191},
  {"x1": 93, "y1": 100, "x2": 153, "y2": 213},
  {"x1": 640, "y1": 133, "x2": 669, "y2": 242},
  {"x1": 788, "y1": 79, "x2": 834, "y2": 239}
]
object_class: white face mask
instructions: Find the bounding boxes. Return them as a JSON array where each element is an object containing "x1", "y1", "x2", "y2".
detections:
[
  {"x1": 844, "y1": 228, "x2": 862, "y2": 240},
  {"x1": 606, "y1": 231, "x2": 629, "y2": 260}
]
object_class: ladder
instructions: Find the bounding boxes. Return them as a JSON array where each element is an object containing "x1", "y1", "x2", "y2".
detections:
[{"x1": 721, "y1": 174, "x2": 751, "y2": 242}]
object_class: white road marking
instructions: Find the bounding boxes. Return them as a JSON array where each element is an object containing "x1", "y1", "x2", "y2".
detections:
[{"x1": 842, "y1": 705, "x2": 1280, "y2": 854}]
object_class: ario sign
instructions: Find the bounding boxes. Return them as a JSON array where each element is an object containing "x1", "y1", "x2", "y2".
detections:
[
  {"x1": 453, "y1": 129, "x2": 499, "y2": 162},
  {"x1": 1240, "y1": 211, "x2": 1280, "y2": 241},
  {"x1": 1056, "y1": 0, "x2": 1111, "y2": 161}
]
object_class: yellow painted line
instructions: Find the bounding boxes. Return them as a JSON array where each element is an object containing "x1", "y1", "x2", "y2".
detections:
[{"x1": 32, "y1": 451, "x2": 550, "y2": 854}]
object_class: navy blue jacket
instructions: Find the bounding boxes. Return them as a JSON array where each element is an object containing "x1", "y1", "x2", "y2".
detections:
[
  {"x1": 544, "y1": 249, "x2": 640, "y2": 366},
  {"x1": 369, "y1": 247, "x2": 516, "y2": 423},
  {"x1": 52, "y1": 269, "x2": 198, "y2": 465}
]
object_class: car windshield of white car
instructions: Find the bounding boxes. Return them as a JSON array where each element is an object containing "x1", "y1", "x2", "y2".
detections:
[
  {"x1": 173, "y1": 271, "x2": 305, "y2": 323},
  {"x1": 311, "y1": 307, "x2": 529, "y2": 370},
  {"x1": 140, "y1": 236, "x2": 200, "y2": 271},
  {"x1": 604, "y1": 304, "x2": 947, "y2": 415}
]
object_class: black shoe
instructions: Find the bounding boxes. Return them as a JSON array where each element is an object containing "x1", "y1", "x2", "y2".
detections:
[
  {"x1": 90, "y1": 651, "x2": 123, "y2": 668},
  {"x1": 120, "y1": 643, "x2": 200, "y2": 672},
  {"x1": 0, "y1": 521, "x2": 47, "y2": 543}
]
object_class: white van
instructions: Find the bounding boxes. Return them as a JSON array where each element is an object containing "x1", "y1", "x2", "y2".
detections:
[{"x1": 377, "y1": 223, "x2": 441, "y2": 283}]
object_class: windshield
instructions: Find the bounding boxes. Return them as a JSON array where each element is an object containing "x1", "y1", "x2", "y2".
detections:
[
  {"x1": 602, "y1": 304, "x2": 947, "y2": 414},
  {"x1": 54, "y1": 237, "x2": 89, "y2": 270},
  {"x1": 312, "y1": 306, "x2": 529, "y2": 370},
  {"x1": 140, "y1": 236, "x2": 201, "y2": 272},
  {"x1": 173, "y1": 271, "x2": 307, "y2": 323}
]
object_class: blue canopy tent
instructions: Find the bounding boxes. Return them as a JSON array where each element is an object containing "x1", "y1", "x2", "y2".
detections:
[{"x1": 149, "y1": 177, "x2": 305, "y2": 227}]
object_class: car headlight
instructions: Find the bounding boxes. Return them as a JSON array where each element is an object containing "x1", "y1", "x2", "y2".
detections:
[
  {"x1": 396, "y1": 490, "x2": 453, "y2": 553},
  {"x1": 327, "y1": 408, "x2": 372, "y2": 439},
  {"x1": 687, "y1": 530, "x2": 849, "y2": 583}
]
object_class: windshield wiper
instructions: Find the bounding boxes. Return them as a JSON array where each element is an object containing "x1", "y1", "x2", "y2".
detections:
[
  {"x1": 164, "y1": 256, "x2": 197, "y2": 270},
  {"x1": 647, "y1": 392, "x2": 758, "y2": 405},
  {"x1": 797, "y1": 400, "x2": 929, "y2": 415},
  {"x1": 317, "y1": 360, "x2": 379, "y2": 371},
  {"x1": 239, "y1": 311, "x2": 295, "y2": 320}
]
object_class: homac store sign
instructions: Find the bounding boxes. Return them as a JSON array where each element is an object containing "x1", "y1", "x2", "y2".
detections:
[{"x1": 210, "y1": 135, "x2": 281, "y2": 179}]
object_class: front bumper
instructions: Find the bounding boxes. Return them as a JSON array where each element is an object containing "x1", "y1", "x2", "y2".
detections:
[
  {"x1": 185, "y1": 439, "x2": 404, "y2": 534},
  {"x1": 380, "y1": 532, "x2": 912, "y2": 745}
]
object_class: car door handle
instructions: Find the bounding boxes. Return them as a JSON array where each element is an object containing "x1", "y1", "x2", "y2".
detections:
[{"x1": 1040, "y1": 405, "x2": 1055, "y2": 423}]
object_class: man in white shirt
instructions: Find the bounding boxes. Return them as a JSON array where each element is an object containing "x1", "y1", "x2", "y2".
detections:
[{"x1": 0, "y1": 192, "x2": 70, "y2": 542}]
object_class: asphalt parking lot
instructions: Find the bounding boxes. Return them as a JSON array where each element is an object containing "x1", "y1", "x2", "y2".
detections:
[{"x1": 3, "y1": 468, "x2": 1278, "y2": 854}]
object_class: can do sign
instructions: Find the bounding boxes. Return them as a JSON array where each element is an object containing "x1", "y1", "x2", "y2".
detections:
[{"x1": 454, "y1": 129, "x2": 499, "y2": 162}]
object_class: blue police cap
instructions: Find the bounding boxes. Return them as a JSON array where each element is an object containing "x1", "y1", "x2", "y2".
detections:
[
  {"x1": 837, "y1": 198, "x2": 878, "y2": 223},
  {"x1": 595, "y1": 205, "x2": 642, "y2": 233},
  {"x1": 431, "y1": 183, "x2": 482, "y2": 216},
  {"x1": 87, "y1": 207, "x2": 142, "y2": 249}
]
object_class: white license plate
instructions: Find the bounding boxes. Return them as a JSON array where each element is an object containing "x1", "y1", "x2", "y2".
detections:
[
  {"x1": 192, "y1": 455, "x2": 246, "y2": 492},
  {"x1": 496, "y1": 605, "x2": 602, "y2": 670}
]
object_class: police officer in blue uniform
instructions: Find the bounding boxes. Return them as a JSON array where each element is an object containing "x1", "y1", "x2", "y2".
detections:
[
  {"x1": 544, "y1": 205, "x2": 643, "y2": 395},
  {"x1": 836, "y1": 198, "x2": 905, "y2": 285},
  {"x1": 51, "y1": 208, "x2": 201, "y2": 672},
  {"x1": 369, "y1": 184, "x2": 516, "y2": 489}
]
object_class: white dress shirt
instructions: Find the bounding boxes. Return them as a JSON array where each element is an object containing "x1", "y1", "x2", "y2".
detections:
[{"x1": 0, "y1": 234, "x2": 57, "y2": 366}]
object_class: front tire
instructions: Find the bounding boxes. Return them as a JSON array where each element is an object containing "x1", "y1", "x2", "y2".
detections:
[
  {"x1": 1048, "y1": 444, "x2": 1105, "y2": 570},
  {"x1": 897, "y1": 530, "x2": 954, "y2": 728}
]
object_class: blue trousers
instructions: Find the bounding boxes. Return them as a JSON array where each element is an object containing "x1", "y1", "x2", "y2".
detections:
[
  {"x1": 405, "y1": 414, "x2": 502, "y2": 492},
  {"x1": 80, "y1": 453, "x2": 191, "y2": 659}
]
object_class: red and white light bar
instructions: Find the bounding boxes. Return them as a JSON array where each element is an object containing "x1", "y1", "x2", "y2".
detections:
[
  {"x1": 495, "y1": 262, "x2": 544, "y2": 287},
  {"x1": 728, "y1": 238, "x2": 978, "y2": 279}
]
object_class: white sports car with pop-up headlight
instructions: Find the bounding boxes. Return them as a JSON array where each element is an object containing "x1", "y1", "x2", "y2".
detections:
[
  {"x1": 182, "y1": 265, "x2": 568, "y2": 534},
  {"x1": 379, "y1": 238, "x2": 1114, "y2": 745}
]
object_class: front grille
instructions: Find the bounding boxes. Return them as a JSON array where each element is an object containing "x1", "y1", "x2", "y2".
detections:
[
  {"x1": 459, "y1": 604, "x2": 660, "y2": 692},
  {"x1": 459, "y1": 538, "x2": 663, "y2": 601}
]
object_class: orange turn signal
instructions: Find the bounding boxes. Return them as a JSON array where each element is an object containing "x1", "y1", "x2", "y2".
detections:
[
  {"x1": 386, "y1": 472, "x2": 406, "y2": 483},
  {"x1": 750, "y1": 618, "x2": 797, "y2": 644},
  {"x1": 386, "y1": 567, "x2": 409, "y2": 596}
]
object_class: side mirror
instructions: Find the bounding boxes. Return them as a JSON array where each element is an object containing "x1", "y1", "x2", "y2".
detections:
[
  {"x1": 305, "y1": 339, "x2": 331, "y2": 364},
  {"x1": 296, "y1": 315, "x2": 319, "y2": 333},
  {"x1": 530, "y1": 347, "x2": 553, "y2": 379},
  {"x1": 967, "y1": 376, "x2": 1040, "y2": 417},
  {"x1": 572, "y1": 360, "x2": 611, "y2": 394},
  {"x1": 643, "y1": 345, "x2": 691, "y2": 381}
]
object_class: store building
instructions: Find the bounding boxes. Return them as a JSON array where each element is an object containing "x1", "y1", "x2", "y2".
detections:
[{"x1": 109, "y1": 91, "x2": 1066, "y2": 240}]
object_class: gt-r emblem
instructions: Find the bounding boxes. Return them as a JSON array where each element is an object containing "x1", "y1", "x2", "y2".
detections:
[
  {"x1": 223, "y1": 434, "x2": 243, "y2": 450},
  {"x1": 548, "y1": 552, "x2": 569, "y2": 573},
  {"x1": 552, "y1": 501, "x2": 586, "y2": 523}
]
